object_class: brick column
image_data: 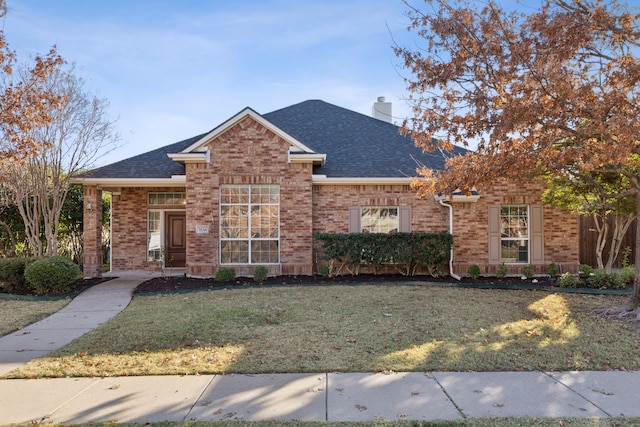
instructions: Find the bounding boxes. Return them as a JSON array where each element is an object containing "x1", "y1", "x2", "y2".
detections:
[{"x1": 82, "y1": 185, "x2": 103, "y2": 278}]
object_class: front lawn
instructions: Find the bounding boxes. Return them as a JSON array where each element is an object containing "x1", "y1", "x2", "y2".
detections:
[
  {"x1": 0, "y1": 298, "x2": 69, "y2": 337},
  {"x1": 5, "y1": 285, "x2": 639, "y2": 378}
]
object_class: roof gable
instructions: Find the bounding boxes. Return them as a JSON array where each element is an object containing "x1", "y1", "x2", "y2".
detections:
[{"x1": 180, "y1": 107, "x2": 319, "y2": 156}]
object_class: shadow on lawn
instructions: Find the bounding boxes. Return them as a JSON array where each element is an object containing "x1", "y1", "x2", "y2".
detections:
[{"x1": 7, "y1": 283, "x2": 640, "y2": 381}]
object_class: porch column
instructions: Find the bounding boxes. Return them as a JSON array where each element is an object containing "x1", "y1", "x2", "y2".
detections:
[{"x1": 82, "y1": 185, "x2": 103, "y2": 278}]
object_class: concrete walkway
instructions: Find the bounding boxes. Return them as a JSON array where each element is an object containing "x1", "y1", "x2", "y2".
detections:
[
  {"x1": 0, "y1": 270, "x2": 158, "y2": 376},
  {"x1": 1, "y1": 271, "x2": 639, "y2": 424}
]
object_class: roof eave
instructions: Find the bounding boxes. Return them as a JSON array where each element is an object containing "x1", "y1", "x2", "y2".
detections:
[
  {"x1": 312, "y1": 175, "x2": 414, "y2": 185},
  {"x1": 70, "y1": 176, "x2": 187, "y2": 187},
  {"x1": 167, "y1": 150, "x2": 210, "y2": 164},
  {"x1": 289, "y1": 153, "x2": 326, "y2": 165},
  {"x1": 434, "y1": 192, "x2": 480, "y2": 203}
]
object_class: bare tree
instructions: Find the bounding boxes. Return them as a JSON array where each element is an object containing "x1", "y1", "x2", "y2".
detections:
[{"x1": 2, "y1": 66, "x2": 120, "y2": 256}]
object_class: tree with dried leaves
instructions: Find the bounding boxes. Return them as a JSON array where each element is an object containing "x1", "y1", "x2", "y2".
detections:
[
  {"x1": 0, "y1": 0, "x2": 65, "y2": 166},
  {"x1": 396, "y1": 0, "x2": 640, "y2": 315},
  {"x1": 1, "y1": 67, "x2": 120, "y2": 257}
]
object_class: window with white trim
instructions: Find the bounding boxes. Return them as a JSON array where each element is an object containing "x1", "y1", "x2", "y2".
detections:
[
  {"x1": 361, "y1": 207, "x2": 399, "y2": 233},
  {"x1": 500, "y1": 205, "x2": 529, "y2": 263},
  {"x1": 220, "y1": 185, "x2": 280, "y2": 264},
  {"x1": 147, "y1": 210, "x2": 162, "y2": 261},
  {"x1": 148, "y1": 192, "x2": 186, "y2": 206}
]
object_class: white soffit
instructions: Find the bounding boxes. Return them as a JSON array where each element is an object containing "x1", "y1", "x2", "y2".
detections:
[
  {"x1": 312, "y1": 175, "x2": 414, "y2": 185},
  {"x1": 434, "y1": 191, "x2": 480, "y2": 203},
  {"x1": 167, "y1": 151, "x2": 209, "y2": 163}
]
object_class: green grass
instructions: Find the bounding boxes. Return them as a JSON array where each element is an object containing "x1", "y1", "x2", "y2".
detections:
[
  {"x1": 5, "y1": 284, "x2": 640, "y2": 379},
  {"x1": 0, "y1": 298, "x2": 69, "y2": 337},
  {"x1": 30, "y1": 417, "x2": 640, "y2": 426}
]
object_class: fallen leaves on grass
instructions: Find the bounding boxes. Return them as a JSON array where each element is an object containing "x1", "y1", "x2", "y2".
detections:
[{"x1": 5, "y1": 286, "x2": 640, "y2": 378}]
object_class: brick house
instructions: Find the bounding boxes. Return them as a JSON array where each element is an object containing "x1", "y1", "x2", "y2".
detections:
[{"x1": 74, "y1": 99, "x2": 579, "y2": 279}]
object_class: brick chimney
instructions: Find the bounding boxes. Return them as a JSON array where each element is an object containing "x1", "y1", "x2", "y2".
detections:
[{"x1": 372, "y1": 96, "x2": 392, "y2": 123}]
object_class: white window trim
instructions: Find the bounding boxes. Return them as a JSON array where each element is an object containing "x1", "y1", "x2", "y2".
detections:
[
  {"x1": 219, "y1": 185, "x2": 280, "y2": 265},
  {"x1": 500, "y1": 205, "x2": 530, "y2": 264},
  {"x1": 148, "y1": 192, "x2": 186, "y2": 206}
]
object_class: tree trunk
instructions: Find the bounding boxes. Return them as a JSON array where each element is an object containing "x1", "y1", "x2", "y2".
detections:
[
  {"x1": 0, "y1": 219, "x2": 17, "y2": 257},
  {"x1": 631, "y1": 192, "x2": 640, "y2": 310},
  {"x1": 605, "y1": 214, "x2": 636, "y2": 273},
  {"x1": 593, "y1": 214, "x2": 606, "y2": 270}
]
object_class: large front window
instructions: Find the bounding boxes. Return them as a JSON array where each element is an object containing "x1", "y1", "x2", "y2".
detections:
[
  {"x1": 220, "y1": 185, "x2": 280, "y2": 264},
  {"x1": 361, "y1": 207, "x2": 398, "y2": 233},
  {"x1": 500, "y1": 205, "x2": 529, "y2": 263}
]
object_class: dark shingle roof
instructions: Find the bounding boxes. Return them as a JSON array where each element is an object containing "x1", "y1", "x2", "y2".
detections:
[
  {"x1": 80, "y1": 100, "x2": 468, "y2": 180},
  {"x1": 264, "y1": 100, "x2": 467, "y2": 178},
  {"x1": 79, "y1": 133, "x2": 205, "y2": 179}
]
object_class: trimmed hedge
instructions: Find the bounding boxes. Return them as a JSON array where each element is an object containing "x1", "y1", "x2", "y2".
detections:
[
  {"x1": 314, "y1": 232, "x2": 452, "y2": 277},
  {"x1": 24, "y1": 256, "x2": 80, "y2": 294},
  {"x1": 0, "y1": 257, "x2": 37, "y2": 293}
]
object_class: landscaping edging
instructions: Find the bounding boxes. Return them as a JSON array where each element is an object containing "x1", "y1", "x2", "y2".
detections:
[{"x1": 133, "y1": 278, "x2": 633, "y2": 297}]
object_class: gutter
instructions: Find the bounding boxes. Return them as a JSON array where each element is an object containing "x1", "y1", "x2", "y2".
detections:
[{"x1": 438, "y1": 198, "x2": 462, "y2": 281}]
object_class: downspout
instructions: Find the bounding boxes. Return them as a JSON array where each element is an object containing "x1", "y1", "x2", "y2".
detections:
[{"x1": 439, "y1": 198, "x2": 462, "y2": 280}]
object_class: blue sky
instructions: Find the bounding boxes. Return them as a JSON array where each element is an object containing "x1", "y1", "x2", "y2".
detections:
[{"x1": 3, "y1": 0, "x2": 417, "y2": 166}]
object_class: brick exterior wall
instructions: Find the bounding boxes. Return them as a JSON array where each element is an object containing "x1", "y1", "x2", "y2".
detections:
[
  {"x1": 82, "y1": 185, "x2": 103, "y2": 278},
  {"x1": 450, "y1": 178, "x2": 579, "y2": 276},
  {"x1": 110, "y1": 186, "x2": 185, "y2": 271},
  {"x1": 312, "y1": 184, "x2": 449, "y2": 234},
  {"x1": 185, "y1": 116, "x2": 314, "y2": 277},
  {"x1": 96, "y1": 119, "x2": 579, "y2": 279}
]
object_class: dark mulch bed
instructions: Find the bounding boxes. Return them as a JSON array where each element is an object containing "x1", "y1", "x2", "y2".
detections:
[
  {"x1": 134, "y1": 273, "x2": 558, "y2": 294},
  {"x1": 1, "y1": 277, "x2": 110, "y2": 299}
]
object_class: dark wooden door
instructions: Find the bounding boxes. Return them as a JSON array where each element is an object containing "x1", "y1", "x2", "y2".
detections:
[{"x1": 165, "y1": 212, "x2": 186, "y2": 267}]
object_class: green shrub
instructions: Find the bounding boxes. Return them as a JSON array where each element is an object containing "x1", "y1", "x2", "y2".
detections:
[
  {"x1": 547, "y1": 263, "x2": 560, "y2": 278},
  {"x1": 314, "y1": 232, "x2": 452, "y2": 277},
  {"x1": 495, "y1": 263, "x2": 507, "y2": 278},
  {"x1": 586, "y1": 269, "x2": 625, "y2": 290},
  {"x1": 523, "y1": 265, "x2": 535, "y2": 279},
  {"x1": 0, "y1": 257, "x2": 36, "y2": 292},
  {"x1": 621, "y1": 266, "x2": 635, "y2": 286},
  {"x1": 578, "y1": 264, "x2": 594, "y2": 278},
  {"x1": 467, "y1": 264, "x2": 481, "y2": 280},
  {"x1": 557, "y1": 272, "x2": 581, "y2": 288},
  {"x1": 253, "y1": 266, "x2": 268, "y2": 283},
  {"x1": 622, "y1": 246, "x2": 633, "y2": 268},
  {"x1": 215, "y1": 267, "x2": 236, "y2": 282},
  {"x1": 24, "y1": 257, "x2": 80, "y2": 294}
]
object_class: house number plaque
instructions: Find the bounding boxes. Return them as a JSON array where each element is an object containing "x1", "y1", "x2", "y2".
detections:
[{"x1": 195, "y1": 225, "x2": 210, "y2": 234}]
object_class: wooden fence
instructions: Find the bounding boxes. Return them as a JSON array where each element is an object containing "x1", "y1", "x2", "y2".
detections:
[{"x1": 579, "y1": 216, "x2": 636, "y2": 268}]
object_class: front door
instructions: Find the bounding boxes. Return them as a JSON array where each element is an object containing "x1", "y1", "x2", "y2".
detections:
[{"x1": 165, "y1": 212, "x2": 186, "y2": 267}]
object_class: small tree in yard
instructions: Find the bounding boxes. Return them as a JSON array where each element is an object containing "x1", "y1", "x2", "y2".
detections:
[
  {"x1": 396, "y1": 0, "x2": 640, "y2": 317},
  {"x1": 542, "y1": 171, "x2": 636, "y2": 273},
  {"x1": 0, "y1": 67, "x2": 120, "y2": 257}
]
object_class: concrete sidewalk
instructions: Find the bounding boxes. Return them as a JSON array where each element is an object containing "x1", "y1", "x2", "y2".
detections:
[
  {"x1": 1, "y1": 271, "x2": 639, "y2": 423},
  {"x1": 0, "y1": 270, "x2": 158, "y2": 376},
  {"x1": 1, "y1": 371, "x2": 639, "y2": 423}
]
